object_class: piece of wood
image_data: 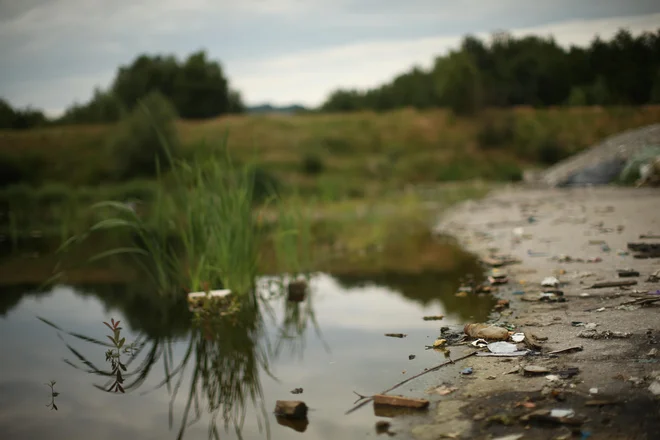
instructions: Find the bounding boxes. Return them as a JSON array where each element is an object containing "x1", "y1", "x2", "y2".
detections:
[
  {"x1": 274, "y1": 400, "x2": 308, "y2": 419},
  {"x1": 547, "y1": 346, "x2": 583, "y2": 355},
  {"x1": 385, "y1": 333, "x2": 407, "y2": 338},
  {"x1": 589, "y1": 280, "x2": 637, "y2": 289},
  {"x1": 345, "y1": 351, "x2": 478, "y2": 415},
  {"x1": 372, "y1": 395, "x2": 429, "y2": 409}
]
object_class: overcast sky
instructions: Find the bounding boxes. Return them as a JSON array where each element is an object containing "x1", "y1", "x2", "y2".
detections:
[{"x1": 1, "y1": 0, "x2": 659, "y2": 115}]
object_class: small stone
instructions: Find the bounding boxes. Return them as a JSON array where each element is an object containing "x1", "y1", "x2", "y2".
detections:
[
  {"x1": 647, "y1": 348, "x2": 658, "y2": 358},
  {"x1": 648, "y1": 381, "x2": 660, "y2": 396}
]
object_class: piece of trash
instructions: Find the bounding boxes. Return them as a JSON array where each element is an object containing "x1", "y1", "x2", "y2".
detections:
[
  {"x1": 594, "y1": 307, "x2": 606, "y2": 312},
  {"x1": 521, "y1": 409, "x2": 584, "y2": 426},
  {"x1": 433, "y1": 339, "x2": 447, "y2": 348},
  {"x1": 460, "y1": 367, "x2": 473, "y2": 375},
  {"x1": 589, "y1": 280, "x2": 638, "y2": 289},
  {"x1": 373, "y1": 394, "x2": 429, "y2": 409},
  {"x1": 487, "y1": 341, "x2": 518, "y2": 354},
  {"x1": 511, "y1": 333, "x2": 525, "y2": 343},
  {"x1": 542, "y1": 276, "x2": 560, "y2": 288},
  {"x1": 488, "y1": 276, "x2": 509, "y2": 285},
  {"x1": 556, "y1": 367, "x2": 580, "y2": 379},
  {"x1": 471, "y1": 339, "x2": 488, "y2": 348},
  {"x1": 385, "y1": 333, "x2": 407, "y2": 338},
  {"x1": 618, "y1": 270, "x2": 640, "y2": 278},
  {"x1": 287, "y1": 280, "x2": 308, "y2": 302},
  {"x1": 546, "y1": 374, "x2": 561, "y2": 382},
  {"x1": 492, "y1": 434, "x2": 524, "y2": 440},
  {"x1": 512, "y1": 290, "x2": 525, "y2": 295},
  {"x1": 426, "y1": 385, "x2": 457, "y2": 396},
  {"x1": 578, "y1": 330, "x2": 632, "y2": 339},
  {"x1": 422, "y1": 315, "x2": 444, "y2": 321},
  {"x1": 290, "y1": 388, "x2": 303, "y2": 394},
  {"x1": 464, "y1": 323, "x2": 509, "y2": 341},
  {"x1": 455, "y1": 291, "x2": 468, "y2": 297},
  {"x1": 274, "y1": 400, "x2": 308, "y2": 419},
  {"x1": 589, "y1": 388, "x2": 598, "y2": 394},
  {"x1": 547, "y1": 346, "x2": 583, "y2": 355},
  {"x1": 550, "y1": 409, "x2": 575, "y2": 418},
  {"x1": 649, "y1": 381, "x2": 660, "y2": 395},
  {"x1": 187, "y1": 289, "x2": 232, "y2": 311},
  {"x1": 494, "y1": 299, "x2": 510, "y2": 311},
  {"x1": 408, "y1": 355, "x2": 416, "y2": 360},
  {"x1": 523, "y1": 365, "x2": 550, "y2": 376}
]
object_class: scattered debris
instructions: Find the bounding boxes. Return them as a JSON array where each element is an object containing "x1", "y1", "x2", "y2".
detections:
[
  {"x1": 617, "y1": 269, "x2": 640, "y2": 278},
  {"x1": 547, "y1": 346, "x2": 583, "y2": 355},
  {"x1": 372, "y1": 394, "x2": 429, "y2": 409},
  {"x1": 578, "y1": 329, "x2": 632, "y2": 339},
  {"x1": 433, "y1": 339, "x2": 447, "y2": 348},
  {"x1": 649, "y1": 381, "x2": 660, "y2": 395},
  {"x1": 287, "y1": 280, "x2": 308, "y2": 302},
  {"x1": 511, "y1": 333, "x2": 525, "y2": 343},
  {"x1": 274, "y1": 400, "x2": 308, "y2": 419},
  {"x1": 426, "y1": 385, "x2": 457, "y2": 396},
  {"x1": 521, "y1": 409, "x2": 584, "y2": 426},
  {"x1": 471, "y1": 339, "x2": 488, "y2": 348},
  {"x1": 589, "y1": 280, "x2": 638, "y2": 289},
  {"x1": 550, "y1": 409, "x2": 575, "y2": 418},
  {"x1": 408, "y1": 355, "x2": 416, "y2": 360},
  {"x1": 422, "y1": 315, "x2": 444, "y2": 321},
  {"x1": 494, "y1": 299, "x2": 510, "y2": 311},
  {"x1": 542, "y1": 276, "x2": 560, "y2": 288},
  {"x1": 556, "y1": 367, "x2": 580, "y2": 379},
  {"x1": 464, "y1": 323, "x2": 509, "y2": 341},
  {"x1": 487, "y1": 341, "x2": 519, "y2": 354},
  {"x1": 461, "y1": 367, "x2": 474, "y2": 375},
  {"x1": 523, "y1": 365, "x2": 550, "y2": 376},
  {"x1": 290, "y1": 388, "x2": 303, "y2": 394},
  {"x1": 385, "y1": 333, "x2": 407, "y2": 338}
]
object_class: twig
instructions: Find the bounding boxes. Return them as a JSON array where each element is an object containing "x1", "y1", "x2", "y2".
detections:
[
  {"x1": 547, "y1": 346, "x2": 583, "y2": 355},
  {"x1": 344, "y1": 350, "x2": 477, "y2": 415},
  {"x1": 352, "y1": 391, "x2": 369, "y2": 404}
]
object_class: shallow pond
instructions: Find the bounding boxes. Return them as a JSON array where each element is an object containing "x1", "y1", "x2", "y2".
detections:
[{"x1": 0, "y1": 267, "x2": 495, "y2": 439}]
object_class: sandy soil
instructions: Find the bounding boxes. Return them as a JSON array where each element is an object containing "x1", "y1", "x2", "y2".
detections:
[{"x1": 391, "y1": 186, "x2": 660, "y2": 440}]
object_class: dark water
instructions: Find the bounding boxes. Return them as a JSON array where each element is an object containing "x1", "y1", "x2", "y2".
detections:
[{"x1": 0, "y1": 268, "x2": 495, "y2": 440}]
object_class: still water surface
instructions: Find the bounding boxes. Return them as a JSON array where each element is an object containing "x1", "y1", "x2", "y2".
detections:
[{"x1": 0, "y1": 271, "x2": 494, "y2": 440}]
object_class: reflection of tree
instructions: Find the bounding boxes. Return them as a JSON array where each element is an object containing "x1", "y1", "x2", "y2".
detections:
[
  {"x1": 37, "y1": 282, "x2": 321, "y2": 440},
  {"x1": 334, "y1": 270, "x2": 496, "y2": 323}
]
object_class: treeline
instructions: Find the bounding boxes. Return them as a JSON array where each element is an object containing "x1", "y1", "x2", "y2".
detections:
[
  {"x1": 0, "y1": 50, "x2": 244, "y2": 129},
  {"x1": 321, "y1": 29, "x2": 660, "y2": 114}
]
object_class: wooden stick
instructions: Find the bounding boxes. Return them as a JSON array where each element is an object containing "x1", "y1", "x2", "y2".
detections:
[{"x1": 345, "y1": 350, "x2": 477, "y2": 415}]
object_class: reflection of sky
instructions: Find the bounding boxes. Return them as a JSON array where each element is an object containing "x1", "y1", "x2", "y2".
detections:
[{"x1": 0, "y1": 274, "x2": 475, "y2": 440}]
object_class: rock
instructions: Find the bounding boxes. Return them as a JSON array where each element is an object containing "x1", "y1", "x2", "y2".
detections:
[{"x1": 649, "y1": 381, "x2": 660, "y2": 395}]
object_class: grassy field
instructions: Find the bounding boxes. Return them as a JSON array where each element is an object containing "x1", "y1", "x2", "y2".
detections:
[{"x1": 3, "y1": 106, "x2": 660, "y2": 192}]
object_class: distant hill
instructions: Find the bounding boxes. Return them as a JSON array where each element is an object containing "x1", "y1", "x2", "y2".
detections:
[{"x1": 246, "y1": 104, "x2": 309, "y2": 114}]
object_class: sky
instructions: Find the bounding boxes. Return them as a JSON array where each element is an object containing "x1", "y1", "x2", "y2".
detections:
[{"x1": 1, "y1": 0, "x2": 660, "y2": 116}]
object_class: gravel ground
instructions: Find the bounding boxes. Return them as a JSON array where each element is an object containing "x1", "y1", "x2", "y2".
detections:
[{"x1": 388, "y1": 186, "x2": 660, "y2": 440}]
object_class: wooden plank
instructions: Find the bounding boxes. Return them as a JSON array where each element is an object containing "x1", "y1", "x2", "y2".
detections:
[{"x1": 372, "y1": 394, "x2": 429, "y2": 409}]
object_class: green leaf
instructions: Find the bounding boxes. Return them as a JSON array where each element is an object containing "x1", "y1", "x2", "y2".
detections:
[{"x1": 118, "y1": 338, "x2": 125, "y2": 348}]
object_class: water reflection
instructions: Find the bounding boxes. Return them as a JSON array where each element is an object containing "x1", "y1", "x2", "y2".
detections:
[{"x1": 0, "y1": 258, "x2": 496, "y2": 439}]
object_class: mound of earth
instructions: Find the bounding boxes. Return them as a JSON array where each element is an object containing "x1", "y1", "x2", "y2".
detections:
[{"x1": 532, "y1": 124, "x2": 660, "y2": 187}]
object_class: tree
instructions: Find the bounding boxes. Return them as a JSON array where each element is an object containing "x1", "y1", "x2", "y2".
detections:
[{"x1": 433, "y1": 51, "x2": 483, "y2": 116}]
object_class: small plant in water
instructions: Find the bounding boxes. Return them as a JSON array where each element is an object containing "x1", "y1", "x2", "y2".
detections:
[
  {"x1": 45, "y1": 380, "x2": 59, "y2": 410},
  {"x1": 103, "y1": 318, "x2": 128, "y2": 393}
]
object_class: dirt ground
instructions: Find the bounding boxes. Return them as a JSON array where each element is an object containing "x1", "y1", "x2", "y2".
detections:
[{"x1": 391, "y1": 186, "x2": 660, "y2": 440}]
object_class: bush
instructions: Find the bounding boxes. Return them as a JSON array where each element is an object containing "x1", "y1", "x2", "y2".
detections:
[
  {"x1": 0, "y1": 152, "x2": 46, "y2": 187},
  {"x1": 476, "y1": 114, "x2": 515, "y2": 149},
  {"x1": 107, "y1": 91, "x2": 181, "y2": 180},
  {"x1": 301, "y1": 152, "x2": 324, "y2": 175}
]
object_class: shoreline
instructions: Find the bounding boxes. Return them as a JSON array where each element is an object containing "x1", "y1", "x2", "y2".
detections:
[{"x1": 397, "y1": 186, "x2": 660, "y2": 440}]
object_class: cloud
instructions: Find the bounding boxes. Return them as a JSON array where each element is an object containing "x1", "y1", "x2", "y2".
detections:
[
  {"x1": 232, "y1": 12, "x2": 660, "y2": 106},
  {"x1": 1, "y1": 0, "x2": 659, "y2": 113}
]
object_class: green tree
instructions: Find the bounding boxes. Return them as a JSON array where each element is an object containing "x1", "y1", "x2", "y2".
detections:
[{"x1": 433, "y1": 51, "x2": 483, "y2": 116}]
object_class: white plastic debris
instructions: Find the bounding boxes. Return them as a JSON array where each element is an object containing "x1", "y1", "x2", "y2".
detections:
[
  {"x1": 545, "y1": 374, "x2": 561, "y2": 382},
  {"x1": 541, "y1": 276, "x2": 560, "y2": 288},
  {"x1": 487, "y1": 341, "x2": 518, "y2": 354},
  {"x1": 471, "y1": 338, "x2": 488, "y2": 348},
  {"x1": 589, "y1": 388, "x2": 598, "y2": 394},
  {"x1": 550, "y1": 409, "x2": 575, "y2": 418},
  {"x1": 511, "y1": 333, "x2": 525, "y2": 343}
]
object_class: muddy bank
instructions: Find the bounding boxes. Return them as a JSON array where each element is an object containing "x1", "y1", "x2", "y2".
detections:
[{"x1": 390, "y1": 187, "x2": 660, "y2": 440}]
